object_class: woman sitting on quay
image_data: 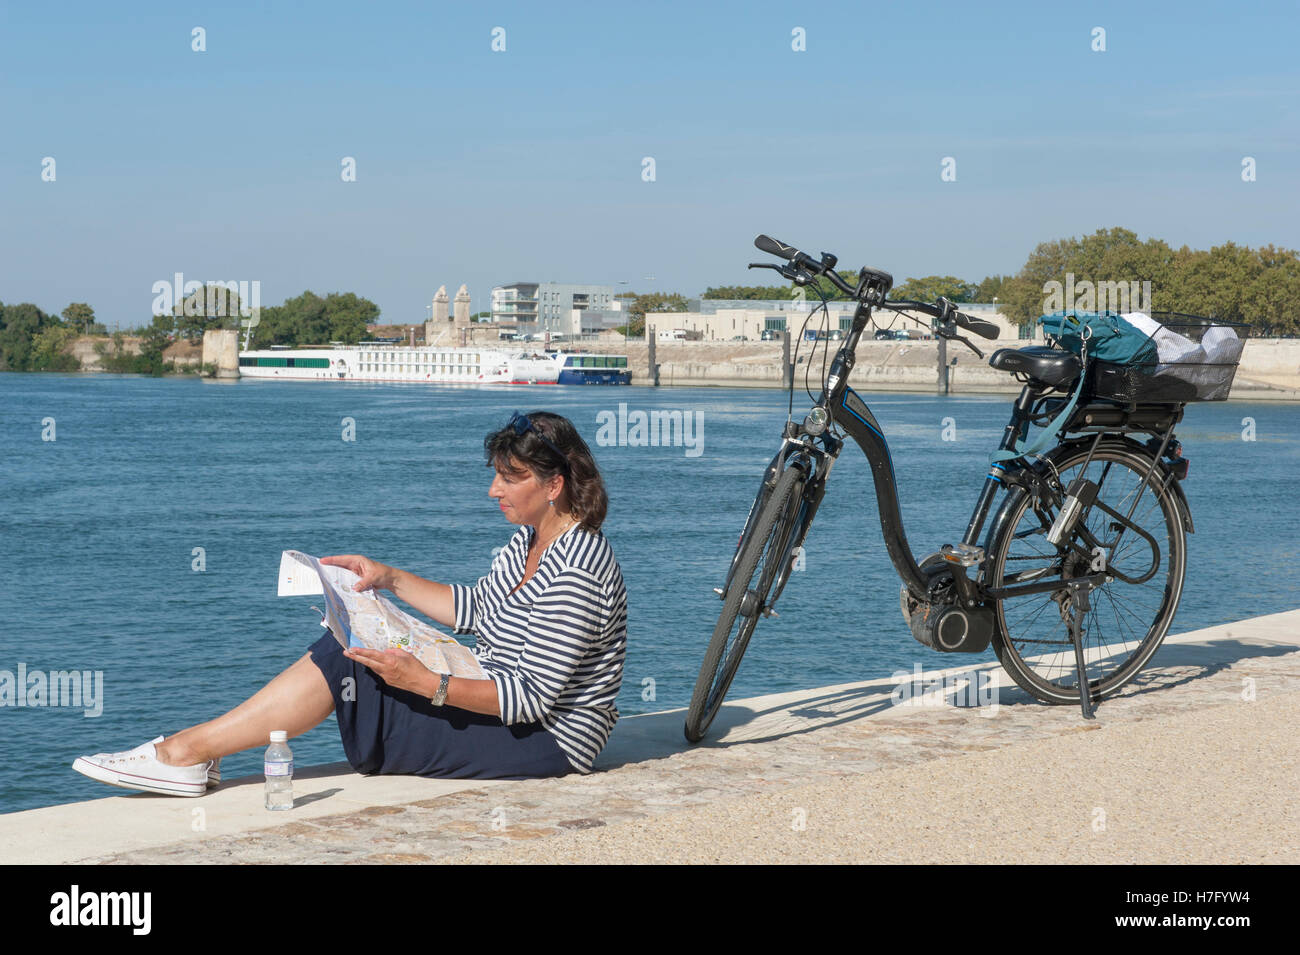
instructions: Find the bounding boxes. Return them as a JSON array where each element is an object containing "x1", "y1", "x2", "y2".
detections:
[{"x1": 73, "y1": 411, "x2": 628, "y2": 793}]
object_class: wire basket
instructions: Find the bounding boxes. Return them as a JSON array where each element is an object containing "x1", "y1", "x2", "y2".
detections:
[{"x1": 1085, "y1": 313, "x2": 1251, "y2": 404}]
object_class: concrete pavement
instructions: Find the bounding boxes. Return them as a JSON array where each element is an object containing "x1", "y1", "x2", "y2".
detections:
[{"x1": 3, "y1": 609, "x2": 1296, "y2": 864}]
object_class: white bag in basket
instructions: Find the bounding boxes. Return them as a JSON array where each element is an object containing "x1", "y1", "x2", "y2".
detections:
[
  {"x1": 1121, "y1": 312, "x2": 1204, "y2": 367},
  {"x1": 1200, "y1": 324, "x2": 1242, "y2": 363}
]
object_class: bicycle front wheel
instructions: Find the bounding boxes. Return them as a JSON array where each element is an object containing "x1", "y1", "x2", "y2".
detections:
[
  {"x1": 684, "y1": 465, "x2": 805, "y2": 742},
  {"x1": 986, "y1": 441, "x2": 1187, "y2": 704}
]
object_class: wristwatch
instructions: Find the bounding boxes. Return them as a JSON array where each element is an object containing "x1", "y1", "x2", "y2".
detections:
[{"x1": 430, "y1": 672, "x2": 451, "y2": 707}]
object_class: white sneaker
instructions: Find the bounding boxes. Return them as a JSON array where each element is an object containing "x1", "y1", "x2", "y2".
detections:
[
  {"x1": 72, "y1": 736, "x2": 209, "y2": 797},
  {"x1": 208, "y1": 757, "x2": 221, "y2": 788}
]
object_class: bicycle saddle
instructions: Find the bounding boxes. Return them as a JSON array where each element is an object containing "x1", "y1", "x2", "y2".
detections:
[{"x1": 988, "y1": 345, "x2": 1081, "y2": 387}]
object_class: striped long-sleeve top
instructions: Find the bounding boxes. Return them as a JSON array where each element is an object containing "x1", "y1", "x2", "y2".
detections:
[{"x1": 449, "y1": 523, "x2": 627, "y2": 773}]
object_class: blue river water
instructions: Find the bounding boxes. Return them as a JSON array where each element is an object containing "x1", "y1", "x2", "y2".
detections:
[{"x1": 1, "y1": 372, "x2": 1297, "y2": 815}]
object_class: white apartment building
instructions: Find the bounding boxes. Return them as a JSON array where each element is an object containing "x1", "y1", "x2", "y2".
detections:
[{"x1": 492, "y1": 282, "x2": 616, "y2": 334}]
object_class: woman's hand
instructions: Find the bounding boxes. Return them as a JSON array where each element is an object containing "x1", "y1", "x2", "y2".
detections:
[
  {"x1": 320, "y1": 554, "x2": 395, "y2": 593},
  {"x1": 342, "y1": 647, "x2": 438, "y2": 698},
  {"x1": 324, "y1": 556, "x2": 456, "y2": 632}
]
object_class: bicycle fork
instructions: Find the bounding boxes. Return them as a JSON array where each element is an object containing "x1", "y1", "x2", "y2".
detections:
[{"x1": 714, "y1": 433, "x2": 836, "y2": 617}]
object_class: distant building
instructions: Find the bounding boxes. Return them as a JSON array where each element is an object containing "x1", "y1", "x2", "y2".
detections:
[
  {"x1": 558, "y1": 299, "x2": 627, "y2": 337},
  {"x1": 493, "y1": 282, "x2": 615, "y2": 334},
  {"x1": 644, "y1": 301, "x2": 1030, "y2": 342},
  {"x1": 491, "y1": 283, "x2": 539, "y2": 326},
  {"x1": 649, "y1": 298, "x2": 857, "y2": 341},
  {"x1": 690, "y1": 297, "x2": 857, "y2": 319},
  {"x1": 647, "y1": 309, "x2": 781, "y2": 342}
]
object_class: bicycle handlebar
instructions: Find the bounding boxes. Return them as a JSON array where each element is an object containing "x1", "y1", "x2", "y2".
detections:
[
  {"x1": 949, "y1": 310, "x2": 1000, "y2": 341},
  {"x1": 752, "y1": 235, "x2": 998, "y2": 358},
  {"x1": 754, "y1": 234, "x2": 834, "y2": 283},
  {"x1": 884, "y1": 299, "x2": 1000, "y2": 340},
  {"x1": 752, "y1": 237, "x2": 996, "y2": 339},
  {"x1": 754, "y1": 234, "x2": 799, "y2": 261}
]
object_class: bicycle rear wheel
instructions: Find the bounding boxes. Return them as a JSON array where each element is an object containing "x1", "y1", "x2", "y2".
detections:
[
  {"x1": 986, "y1": 441, "x2": 1187, "y2": 704},
  {"x1": 684, "y1": 465, "x2": 805, "y2": 742}
]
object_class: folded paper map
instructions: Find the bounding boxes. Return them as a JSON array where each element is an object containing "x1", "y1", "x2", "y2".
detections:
[{"x1": 278, "y1": 550, "x2": 487, "y2": 680}]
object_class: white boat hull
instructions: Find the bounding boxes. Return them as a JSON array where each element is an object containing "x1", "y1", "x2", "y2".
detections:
[{"x1": 237, "y1": 346, "x2": 562, "y2": 385}]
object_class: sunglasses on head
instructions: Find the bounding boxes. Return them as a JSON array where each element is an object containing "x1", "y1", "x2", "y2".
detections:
[{"x1": 507, "y1": 411, "x2": 569, "y2": 473}]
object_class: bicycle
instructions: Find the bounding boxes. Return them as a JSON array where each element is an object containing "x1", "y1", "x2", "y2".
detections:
[{"x1": 683, "y1": 234, "x2": 1227, "y2": 743}]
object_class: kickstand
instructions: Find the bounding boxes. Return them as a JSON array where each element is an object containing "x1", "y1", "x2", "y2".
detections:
[{"x1": 1065, "y1": 578, "x2": 1098, "y2": 720}]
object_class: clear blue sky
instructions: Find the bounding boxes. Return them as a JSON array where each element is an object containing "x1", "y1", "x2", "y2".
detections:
[{"x1": 2, "y1": 0, "x2": 1296, "y2": 329}]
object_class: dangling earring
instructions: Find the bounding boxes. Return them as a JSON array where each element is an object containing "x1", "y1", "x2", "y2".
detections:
[{"x1": 549, "y1": 500, "x2": 555, "y2": 507}]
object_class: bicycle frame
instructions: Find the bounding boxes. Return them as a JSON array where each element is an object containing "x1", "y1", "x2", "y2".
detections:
[
  {"x1": 692, "y1": 234, "x2": 1207, "y2": 733},
  {"x1": 691, "y1": 235, "x2": 1216, "y2": 738},
  {"x1": 734, "y1": 294, "x2": 1195, "y2": 618}
]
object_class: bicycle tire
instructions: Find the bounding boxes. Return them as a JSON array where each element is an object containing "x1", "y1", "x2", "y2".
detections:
[
  {"x1": 684, "y1": 465, "x2": 805, "y2": 742},
  {"x1": 720, "y1": 469, "x2": 778, "y2": 595},
  {"x1": 985, "y1": 441, "x2": 1187, "y2": 704}
]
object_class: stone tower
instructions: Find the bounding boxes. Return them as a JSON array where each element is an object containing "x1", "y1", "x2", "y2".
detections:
[
  {"x1": 453, "y1": 284, "x2": 472, "y2": 345},
  {"x1": 424, "y1": 285, "x2": 450, "y2": 345},
  {"x1": 432, "y1": 285, "x2": 449, "y2": 324}
]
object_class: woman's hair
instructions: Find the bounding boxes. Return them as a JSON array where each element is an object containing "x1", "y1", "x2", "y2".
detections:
[{"x1": 484, "y1": 411, "x2": 608, "y2": 532}]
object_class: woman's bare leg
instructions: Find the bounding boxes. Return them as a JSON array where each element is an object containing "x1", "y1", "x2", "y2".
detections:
[{"x1": 153, "y1": 653, "x2": 334, "y2": 767}]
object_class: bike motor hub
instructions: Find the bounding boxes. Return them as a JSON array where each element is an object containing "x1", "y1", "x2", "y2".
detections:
[
  {"x1": 900, "y1": 554, "x2": 994, "y2": 654},
  {"x1": 901, "y1": 585, "x2": 995, "y2": 654}
]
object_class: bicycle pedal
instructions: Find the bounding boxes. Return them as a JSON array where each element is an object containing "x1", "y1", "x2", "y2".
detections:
[{"x1": 941, "y1": 543, "x2": 984, "y2": 567}]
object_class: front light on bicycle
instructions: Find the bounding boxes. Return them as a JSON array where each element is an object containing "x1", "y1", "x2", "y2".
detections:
[{"x1": 803, "y1": 406, "x2": 829, "y2": 436}]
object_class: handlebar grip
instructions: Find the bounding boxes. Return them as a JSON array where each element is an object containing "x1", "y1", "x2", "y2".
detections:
[
  {"x1": 955, "y1": 311, "x2": 1000, "y2": 340},
  {"x1": 754, "y1": 234, "x2": 799, "y2": 261}
]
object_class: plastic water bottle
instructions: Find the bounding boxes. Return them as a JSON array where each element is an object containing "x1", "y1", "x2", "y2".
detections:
[{"x1": 264, "y1": 730, "x2": 294, "y2": 810}]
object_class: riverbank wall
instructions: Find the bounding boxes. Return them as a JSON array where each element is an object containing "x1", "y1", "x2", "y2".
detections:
[
  {"x1": 49, "y1": 335, "x2": 1300, "y2": 399},
  {"x1": 611, "y1": 338, "x2": 1300, "y2": 399},
  {"x1": 65, "y1": 335, "x2": 203, "y2": 372}
]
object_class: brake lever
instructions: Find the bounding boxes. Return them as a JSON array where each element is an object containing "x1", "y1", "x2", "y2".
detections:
[
  {"x1": 935, "y1": 325, "x2": 984, "y2": 359},
  {"x1": 954, "y1": 333, "x2": 984, "y2": 359},
  {"x1": 749, "y1": 261, "x2": 815, "y2": 286},
  {"x1": 750, "y1": 261, "x2": 815, "y2": 286}
]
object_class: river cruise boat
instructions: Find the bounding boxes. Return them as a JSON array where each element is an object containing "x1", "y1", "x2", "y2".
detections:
[
  {"x1": 237, "y1": 344, "x2": 630, "y2": 385},
  {"x1": 554, "y1": 351, "x2": 631, "y2": 385}
]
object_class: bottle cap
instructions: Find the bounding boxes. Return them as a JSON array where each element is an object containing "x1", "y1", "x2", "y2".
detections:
[{"x1": 269, "y1": 730, "x2": 288, "y2": 742}]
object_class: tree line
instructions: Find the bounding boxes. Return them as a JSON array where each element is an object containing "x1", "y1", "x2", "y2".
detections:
[
  {"x1": 0, "y1": 288, "x2": 381, "y2": 373},
  {"x1": 700, "y1": 229, "x2": 1300, "y2": 335},
  {"x1": 702, "y1": 274, "x2": 1008, "y2": 305},
  {"x1": 5, "y1": 230, "x2": 1299, "y2": 372},
  {"x1": 612, "y1": 292, "x2": 690, "y2": 337},
  {"x1": 994, "y1": 229, "x2": 1300, "y2": 334},
  {"x1": 0, "y1": 302, "x2": 105, "y2": 373}
]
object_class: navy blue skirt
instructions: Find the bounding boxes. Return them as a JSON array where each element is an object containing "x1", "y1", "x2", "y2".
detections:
[{"x1": 308, "y1": 632, "x2": 573, "y2": 780}]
